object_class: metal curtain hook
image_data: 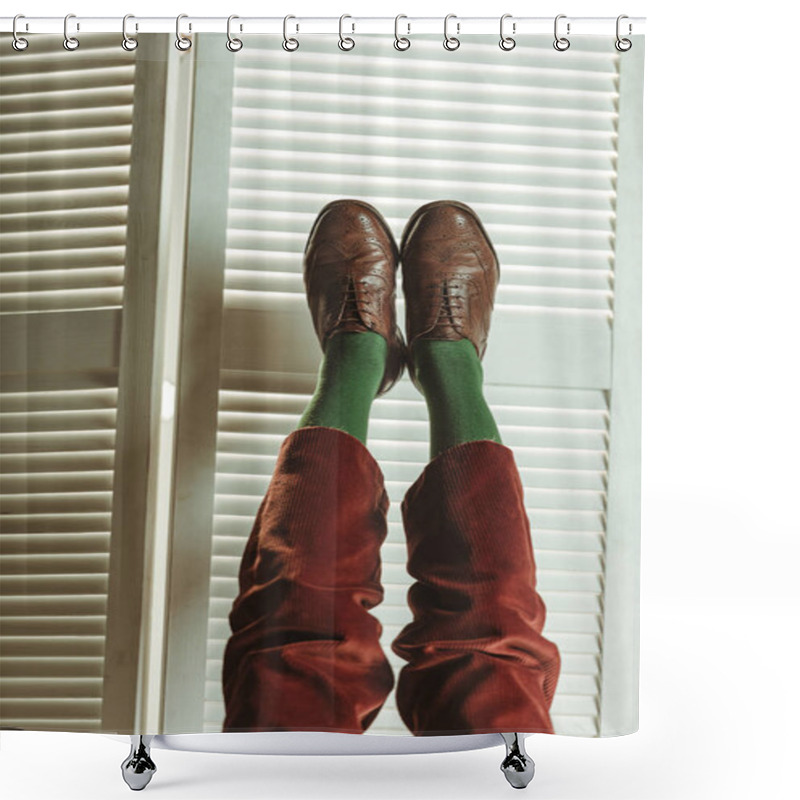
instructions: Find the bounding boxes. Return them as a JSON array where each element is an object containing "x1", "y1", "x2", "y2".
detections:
[
  {"x1": 283, "y1": 15, "x2": 299, "y2": 51},
  {"x1": 444, "y1": 14, "x2": 460, "y2": 51},
  {"x1": 615, "y1": 14, "x2": 632, "y2": 51},
  {"x1": 12, "y1": 14, "x2": 29, "y2": 51},
  {"x1": 227, "y1": 15, "x2": 243, "y2": 51},
  {"x1": 554, "y1": 14, "x2": 570, "y2": 51},
  {"x1": 394, "y1": 14, "x2": 410, "y2": 50},
  {"x1": 122, "y1": 14, "x2": 138, "y2": 51},
  {"x1": 63, "y1": 13, "x2": 79, "y2": 51},
  {"x1": 175, "y1": 14, "x2": 191, "y2": 51},
  {"x1": 500, "y1": 14, "x2": 516, "y2": 51},
  {"x1": 338, "y1": 14, "x2": 355, "y2": 51}
]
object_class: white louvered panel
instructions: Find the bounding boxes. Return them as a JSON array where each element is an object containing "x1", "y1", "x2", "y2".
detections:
[
  {"x1": 0, "y1": 387, "x2": 117, "y2": 730},
  {"x1": 0, "y1": 37, "x2": 134, "y2": 314},
  {"x1": 203, "y1": 35, "x2": 619, "y2": 736},
  {"x1": 0, "y1": 34, "x2": 135, "y2": 732}
]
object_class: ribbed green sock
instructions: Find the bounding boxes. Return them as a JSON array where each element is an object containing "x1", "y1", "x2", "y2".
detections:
[
  {"x1": 411, "y1": 338, "x2": 502, "y2": 460},
  {"x1": 298, "y1": 331, "x2": 387, "y2": 445}
]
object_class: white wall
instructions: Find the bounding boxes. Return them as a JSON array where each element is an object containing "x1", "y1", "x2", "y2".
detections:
[{"x1": 2, "y1": 1, "x2": 798, "y2": 798}]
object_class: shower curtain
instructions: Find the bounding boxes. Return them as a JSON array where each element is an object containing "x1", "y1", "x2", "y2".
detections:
[{"x1": 0, "y1": 27, "x2": 644, "y2": 739}]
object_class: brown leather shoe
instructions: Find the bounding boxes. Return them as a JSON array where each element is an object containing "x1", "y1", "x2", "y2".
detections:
[
  {"x1": 304, "y1": 199, "x2": 405, "y2": 395},
  {"x1": 400, "y1": 200, "x2": 499, "y2": 384}
]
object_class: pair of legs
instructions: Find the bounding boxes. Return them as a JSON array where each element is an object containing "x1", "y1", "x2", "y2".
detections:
[
  {"x1": 298, "y1": 332, "x2": 500, "y2": 459},
  {"x1": 221, "y1": 200, "x2": 560, "y2": 736}
]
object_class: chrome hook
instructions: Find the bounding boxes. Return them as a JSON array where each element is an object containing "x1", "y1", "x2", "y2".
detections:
[
  {"x1": 554, "y1": 14, "x2": 570, "y2": 51},
  {"x1": 394, "y1": 14, "x2": 410, "y2": 51},
  {"x1": 63, "y1": 13, "x2": 79, "y2": 51},
  {"x1": 12, "y1": 14, "x2": 28, "y2": 51},
  {"x1": 615, "y1": 14, "x2": 632, "y2": 51},
  {"x1": 227, "y1": 14, "x2": 243, "y2": 51},
  {"x1": 122, "y1": 14, "x2": 138, "y2": 51},
  {"x1": 338, "y1": 14, "x2": 355, "y2": 51},
  {"x1": 444, "y1": 14, "x2": 460, "y2": 51},
  {"x1": 499, "y1": 14, "x2": 516, "y2": 51},
  {"x1": 283, "y1": 15, "x2": 299, "y2": 51},
  {"x1": 175, "y1": 14, "x2": 191, "y2": 51}
]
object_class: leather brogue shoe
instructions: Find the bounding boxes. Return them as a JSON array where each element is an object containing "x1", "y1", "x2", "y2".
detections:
[
  {"x1": 400, "y1": 200, "x2": 499, "y2": 384},
  {"x1": 304, "y1": 199, "x2": 406, "y2": 395}
]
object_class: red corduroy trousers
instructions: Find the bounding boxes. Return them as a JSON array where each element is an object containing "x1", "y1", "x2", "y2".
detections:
[{"x1": 221, "y1": 426, "x2": 560, "y2": 735}]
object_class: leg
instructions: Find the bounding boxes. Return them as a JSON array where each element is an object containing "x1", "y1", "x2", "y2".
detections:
[
  {"x1": 391, "y1": 438, "x2": 560, "y2": 735},
  {"x1": 500, "y1": 733, "x2": 536, "y2": 790},
  {"x1": 297, "y1": 330, "x2": 387, "y2": 445},
  {"x1": 121, "y1": 735, "x2": 156, "y2": 791},
  {"x1": 393, "y1": 201, "x2": 561, "y2": 735},
  {"x1": 222, "y1": 201, "x2": 404, "y2": 732},
  {"x1": 221, "y1": 427, "x2": 394, "y2": 732}
]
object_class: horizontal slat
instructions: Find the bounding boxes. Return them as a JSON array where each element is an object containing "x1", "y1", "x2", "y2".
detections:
[
  {"x1": 0, "y1": 574, "x2": 109, "y2": 594},
  {"x1": 0, "y1": 676, "x2": 103, "y2": 697},
  {"x1": 0, "y1": 532, "x2": 111, "y2": 555},
  {"x1": 0, "y1": 245, "x2": 126, "y2": 273},
  {"x1": 0, "y1": 64, "x2": 135, "y2": 95},
  {"x1": 0, "y1": 287, "x2": 125, "y2": 314},
  {"x1": 0, "y1": 86, "x2": 134, "y2": 116},
  {"x1": 0, "y1": 388, "x2": 117, "y2": 413},
  {"x1": 0, "y1": 596, "x2": 108, "y2": 615},
  {"x1": 0, "y1": 106, "x2": 134, "y2": 136},
  {"x1": 0, "y1": 553, "x2": 110, "y2": 575},
  {"x1": 0, "y1": 165, "x2": 129, "y2": 195},
  {"x1": 0, "y1": 225, "x2": 127, "y2": 253},
  {"x1": 0, "y1": 146, "x2": 132, "y2": 175},
  {"x1": 0, "y1": 637, "x2": 105, "y2": 657},
  {"x1": 0, "y1": 513, "x2": 111, "y2": 534},
  {"x1": 0, "y1": 698, "x2": 102, "y2": 717},
  {"x1": 0, "y1": 431, "x2": 116, "y2": 455},
  {"x1": 0, "y1": 472, "x2": 114, "y2": 494},
  {"x1": 0, "y1": 451, "x2": 115, "y2": 474},
  {"x1": 0, "y1": 718, "x2": 101, "y2": 731},
  {"x1": 0, "y1": 185, "x2": 129, "y2": 215},
  {"x1": 0, "y1": 656, "x2": 104, "y2": 678},
  {"x1": 0, "y1": 267, "x2": 125, "y2": 295},
  {"x1": 0, "y1": 616, "x2": 106, "y2": 636}
]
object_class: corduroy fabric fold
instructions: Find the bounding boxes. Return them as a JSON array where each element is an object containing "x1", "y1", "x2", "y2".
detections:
[
  {"x1": 391, "y1": 439, "x2": 561, "y2": 735},
  {"x1": 221, "y1": 426, "x2": 394, "y2": 733}
]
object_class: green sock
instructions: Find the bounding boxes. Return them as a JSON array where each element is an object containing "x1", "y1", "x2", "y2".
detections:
[
  {"x1": 411, "y1": 338, "x2": 502, "y2": 460},
  {"x1": 297, "y1": 331, "x2": 387, "y2": 445}
]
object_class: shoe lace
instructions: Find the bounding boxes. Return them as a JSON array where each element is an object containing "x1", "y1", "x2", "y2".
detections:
[
  {"x1": 432, "y1": 278, "x2": 465, "y2": 331},
  {"x1": 339, "y1": 276, "x2": 371, "y2": 327}
]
